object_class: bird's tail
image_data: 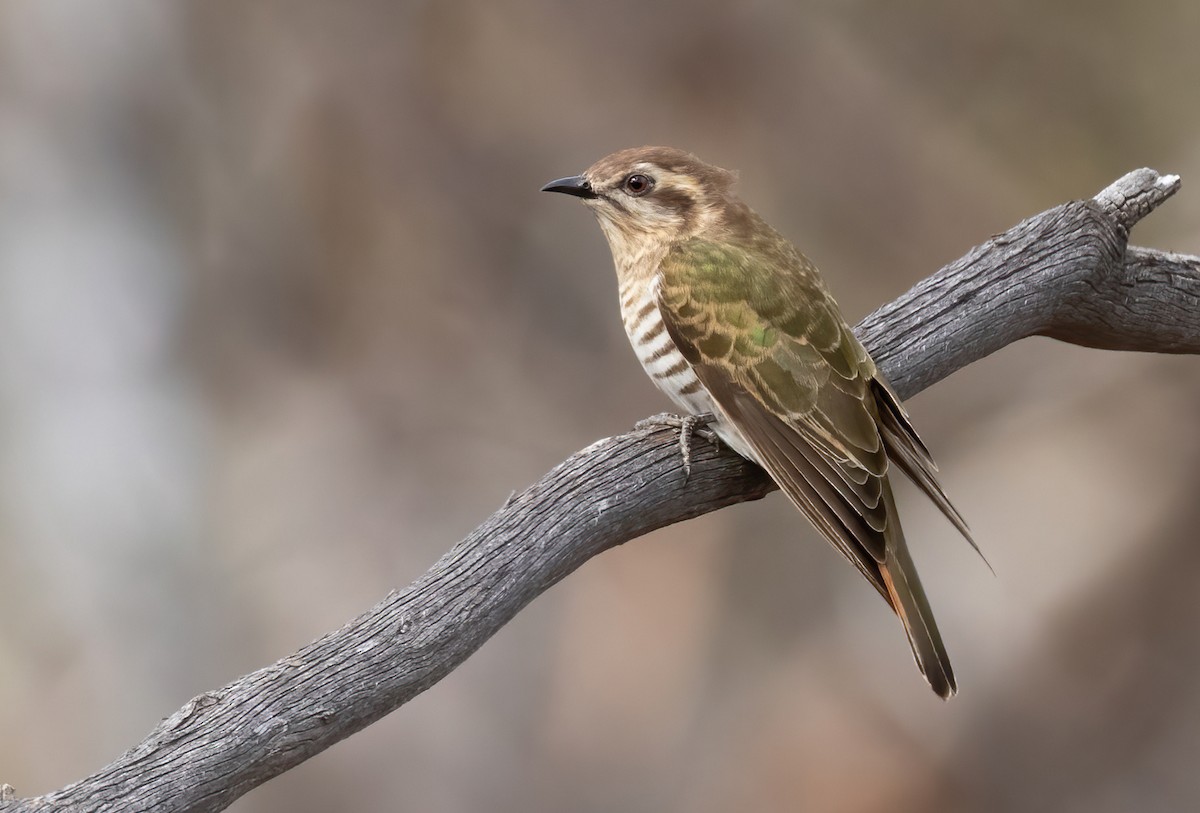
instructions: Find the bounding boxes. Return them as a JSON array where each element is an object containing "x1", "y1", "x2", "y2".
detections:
[{"x1": 878, "y1": 483, "x2": 957, "y2": 699}]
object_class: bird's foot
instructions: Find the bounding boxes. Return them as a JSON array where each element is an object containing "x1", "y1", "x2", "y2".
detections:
[{"x1": 633, "y1": 412, "x2": 719, "y2": 482}]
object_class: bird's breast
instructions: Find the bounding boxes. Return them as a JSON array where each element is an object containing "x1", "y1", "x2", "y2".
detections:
[{"x1": 618, "y1": 279, "x2": 757, "y2": 461}]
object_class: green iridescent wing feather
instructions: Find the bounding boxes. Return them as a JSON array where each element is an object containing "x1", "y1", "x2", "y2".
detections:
[
  {"x1": 656, "y1": 237, "x2": 891, "y2": 581},
  {"x1": 656, "y1": 235, "x2": 975, "y2": 552}
]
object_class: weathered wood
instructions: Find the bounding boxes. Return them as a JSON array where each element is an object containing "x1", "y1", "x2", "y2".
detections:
[
  {"x1": 863, "y1": 170, "x2": 1188, "y2": 398},
  {"x1": 1, "y1": 169, "x2": 1191, "y2": 813}
]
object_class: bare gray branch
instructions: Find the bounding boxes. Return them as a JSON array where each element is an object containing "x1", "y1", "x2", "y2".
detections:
[{"x1": 1, "y1": 169, "x2": 1193, "y2": 813}]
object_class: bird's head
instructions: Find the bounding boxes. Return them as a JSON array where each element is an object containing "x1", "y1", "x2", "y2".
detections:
[{"x1": 542, "y1": 146, "x2": 743, "y2": 263}]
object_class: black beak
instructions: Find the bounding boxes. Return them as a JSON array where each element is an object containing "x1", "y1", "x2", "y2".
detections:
[{"x1": 541, "y1": 175, "x2": 597, "y2": 199}]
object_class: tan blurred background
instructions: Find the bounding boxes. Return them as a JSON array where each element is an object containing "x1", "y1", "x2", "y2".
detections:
[{"x1": 1, "y1": 1, "x2": 1198, "y2": 811}]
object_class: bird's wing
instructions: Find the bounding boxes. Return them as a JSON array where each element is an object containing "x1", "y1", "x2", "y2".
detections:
[
  {"x1": 656, "y1": 237, "x2": 890, "y2": 563},
  {"x1": 657, "y1": 237, "x2": 956, "y2": 696}
]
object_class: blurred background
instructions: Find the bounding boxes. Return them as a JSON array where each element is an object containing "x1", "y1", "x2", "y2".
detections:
[{"x1": 0, "y1": 1, "x2": 1198, "y2": 811}]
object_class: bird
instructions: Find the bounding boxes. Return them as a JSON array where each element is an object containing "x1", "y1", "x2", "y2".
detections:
[{"x1": 542, "y1": 146, "x2": 977, "y2": 698}]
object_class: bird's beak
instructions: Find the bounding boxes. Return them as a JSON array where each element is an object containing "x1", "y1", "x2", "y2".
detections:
[{"x1": 540, "y1": 175, "x2": 597, "y2": 199}]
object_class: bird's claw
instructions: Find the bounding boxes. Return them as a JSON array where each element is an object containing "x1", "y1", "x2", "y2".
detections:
[{"x1": 633, "y1": 412, "x2": 719, "y2": 482}]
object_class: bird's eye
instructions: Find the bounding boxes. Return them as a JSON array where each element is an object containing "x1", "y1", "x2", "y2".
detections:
[{"x1": 623, "y1": 173, "x2": 654, "y2": 196}]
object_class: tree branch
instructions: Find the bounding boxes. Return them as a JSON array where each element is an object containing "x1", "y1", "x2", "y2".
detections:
[
  {"x1": 2, "y1": 170, "x2": 1194, "y2": 813},
  {"x1": 863, "y1": 169, "x2": 1190, "y2": 398}
]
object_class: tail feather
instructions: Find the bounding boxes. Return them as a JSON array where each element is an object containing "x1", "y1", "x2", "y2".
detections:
[{"x1": 879, "y1": 484, "x2": 956, "y2": 699}]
